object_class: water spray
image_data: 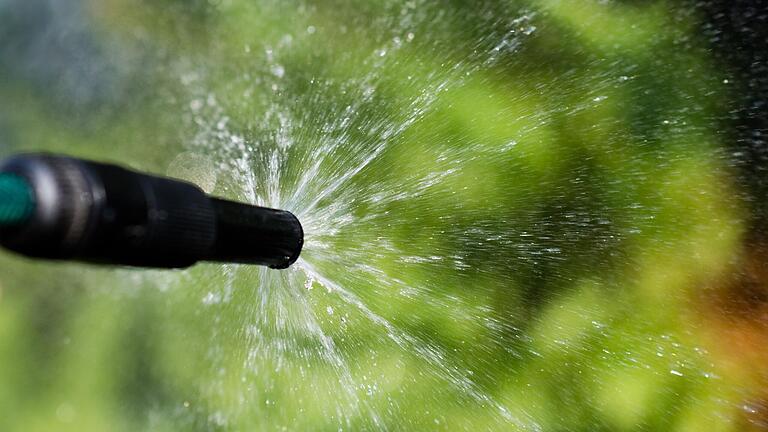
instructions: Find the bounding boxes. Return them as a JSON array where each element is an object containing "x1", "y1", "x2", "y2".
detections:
[{"x1": 0, "y1": 154, "x2": 303, "y2": 269}]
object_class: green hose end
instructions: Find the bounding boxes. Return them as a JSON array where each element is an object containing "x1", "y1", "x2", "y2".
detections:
[{"x1": 0, "y1": 173, "x2": 35, "y2": 226}]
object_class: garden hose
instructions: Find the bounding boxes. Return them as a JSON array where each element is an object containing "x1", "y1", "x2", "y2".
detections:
[
  {"x1": 0, "y1": 154, "x2": 303, "y2": 269},
  {"x1": 0, "y1": 173, "x2": 35, "y2": 226}
]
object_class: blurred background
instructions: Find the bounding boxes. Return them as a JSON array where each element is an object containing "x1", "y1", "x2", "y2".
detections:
[{"x1": 0, "y1": 0, "x2": 767, "y2": 430}]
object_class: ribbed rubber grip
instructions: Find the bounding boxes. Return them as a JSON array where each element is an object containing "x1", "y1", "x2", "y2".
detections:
[{"x1": 133, "y1": 174, "x2": 217, "y2": 266}]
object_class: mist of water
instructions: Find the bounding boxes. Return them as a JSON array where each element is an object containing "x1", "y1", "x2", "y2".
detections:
[{"x1": 130, "y1": 2, "x2": 739, "y2": 429}]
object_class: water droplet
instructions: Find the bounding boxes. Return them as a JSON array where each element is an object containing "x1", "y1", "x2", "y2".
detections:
[
  {"x1": 271, "y1": 65, "x2": 285, "y2": 78},
  {"x1": 202, "y1": 292, "x2": 220, "y2": 305}
]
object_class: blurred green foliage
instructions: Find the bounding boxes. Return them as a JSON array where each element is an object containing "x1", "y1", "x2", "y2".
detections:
[{"x1": 0, "y1": 0, "x2": 756, "y2": 431}]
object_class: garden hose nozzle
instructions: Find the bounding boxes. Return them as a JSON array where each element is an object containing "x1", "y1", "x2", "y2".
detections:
[{"x1": 0, "y1": 154, "x2": 303, "y2": 269}]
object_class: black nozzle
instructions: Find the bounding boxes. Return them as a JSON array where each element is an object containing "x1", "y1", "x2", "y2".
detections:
[{"x1": 0, "y1": 154, "x2": 303, "y2": 269}]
